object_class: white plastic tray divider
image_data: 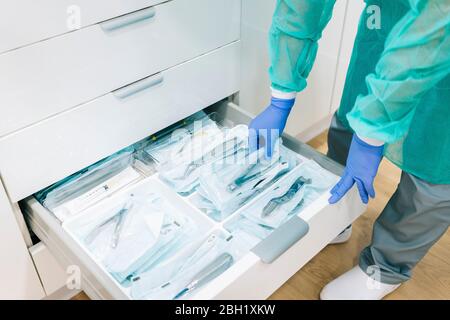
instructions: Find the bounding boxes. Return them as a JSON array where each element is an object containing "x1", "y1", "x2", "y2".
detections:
[
  {"x1": 62, "y1": 175, "x2": 219, "y2": 299},
  {"x1": 59, "y1": 144, "x2": 337, "y2": 300}
]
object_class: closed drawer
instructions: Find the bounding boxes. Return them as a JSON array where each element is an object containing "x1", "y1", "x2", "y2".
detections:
[
  {"x1": 21, "y1": 102, "x2": 366, "y2": 300},
  {"x1": 0, "y1": 0, "x2": 167, "y2": 53},
  {"x1": 29, "y1": 242, "x2": 74, "y2": 297},
  {"x1": 0, "y1": 42, "x2": 240, "y2": 202},
  {"x1": 0, "y1": 0, "x2": 241, "y2": 136}
]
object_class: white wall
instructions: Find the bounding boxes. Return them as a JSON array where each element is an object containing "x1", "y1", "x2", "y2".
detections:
[
  {"x1": 330, "y1": 0, "x2": 366, "y2": 113},
  {"x1": 239, "y1": 0, "x2": 365, "y2": 141}
]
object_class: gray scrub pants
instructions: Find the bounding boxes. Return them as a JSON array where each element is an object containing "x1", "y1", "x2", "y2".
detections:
[{"x1": 327, "y1": 114, "x2": 450, "y2": 285}]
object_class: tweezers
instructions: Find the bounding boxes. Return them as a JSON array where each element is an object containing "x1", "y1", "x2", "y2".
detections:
[
  {"x1": 84, "y1": 201, "x2": 132, "y2": 247},
  {"x1": 111, "y1": 201, "x2": 133, "y2": 248}
]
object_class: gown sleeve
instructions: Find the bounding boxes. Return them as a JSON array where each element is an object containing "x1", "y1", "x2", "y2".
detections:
[
  {"x1": 347, "y1": 0, "x2": 450, "y2": 143},
  {"x1": 269, "y1": 0, "x2": 337, "y2": 93}
]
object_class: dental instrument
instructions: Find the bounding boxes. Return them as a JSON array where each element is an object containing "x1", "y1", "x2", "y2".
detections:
[
  {"x1": 173, "y1": 253, "x2": 234, "y2": 300},
  {"x1": 261, "y1": 176, "x2": 311, "y2": 218},
  {"x1": 84, "y1": 213, "x2": 118, "y2": 246},
  {"x1": 177, "y1": 137, "x2": 244, "y2": 180},
  {"x1": 235, "y1": 161, "x2": 290, "y2": 207},
  {"x1": 250, "y1": 161, "x2": 289, "y2": 190},
  {"x1": 227, "y1": 156, "x2": 281, "y2": 192},
  {"x1": 111, "y1": 201, "x2": 133, "y2": 248},
  {"x1": 84, "y1": 199, "x2": 134, "y2": 248}
]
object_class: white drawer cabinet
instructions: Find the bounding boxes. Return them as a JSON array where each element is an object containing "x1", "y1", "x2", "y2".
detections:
[
  {"x1": 0, "y1": 42, "x2": 240, "y2": 202},
  {"x1": 0, "y1": 0, "x2": 169, "y2": 54},
  {"x1": 0, "y1": 0, "x2": 241, "y2": 137},
  {"x1": 22, "y1": 102, "x2": 366, "y2": 300}
]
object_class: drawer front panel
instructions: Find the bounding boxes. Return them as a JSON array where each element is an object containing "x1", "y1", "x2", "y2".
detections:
[
  {"x1": 0, "y1": 42, "x2": 240, "y2": 201},
  {"x1": 0, "y1": 0, "x2": 168, "y2": 53},
  {"x1": 29, "y1": 242, "x2": 76, "y2": 297},
  {"x1": 0, "y1": 0, "x2": 241, "y2": 136}
]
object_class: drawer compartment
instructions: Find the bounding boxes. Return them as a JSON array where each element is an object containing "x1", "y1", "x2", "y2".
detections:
[
  {"x1": 0, "y1": 0, "x2": 168, "y2": 53},
  {"x1": 0, "y1": 0, "x2": 241, "y2": 136},
  {"x1": 22, "y1": 103, "x2": 366, "y2": 300},
  {"x1": 0, "y1": 42, "x2": 240, "y2": 201}
]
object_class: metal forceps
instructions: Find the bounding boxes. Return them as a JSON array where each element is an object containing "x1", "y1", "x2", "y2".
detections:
[{"x1": 84, "y1": 200, "x2": 133, "y2": 248}]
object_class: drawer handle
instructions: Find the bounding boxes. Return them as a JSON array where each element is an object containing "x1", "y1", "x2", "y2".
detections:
[
  {"x1": 100, "y1": 7, "x2": 156, "y2": 32},
  {"x1": 113, "y1": 73, "x2": 164, "y2": 99},
  {"x1": 251, "y1": 216, "x2": 309, "y2": 264}
]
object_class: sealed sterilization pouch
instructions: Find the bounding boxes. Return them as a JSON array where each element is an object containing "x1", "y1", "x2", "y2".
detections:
[
  {"x1": 130, "y1": 232, "x2": 247, "y2": 300},
  {"x1": 74, "y1": 193, "x2": 196, "y2": 285},
  {"x1": 294, "y1": 160, "x2": 339, "y2": 208},
  {"x1": 192, "y1": 143, "x2": 300, "y2": 221},
  {"x1": 158, "y1": 125, "x2": 249, "y2": 195},
  {"x1": 35, "y1": 148, "x2": 142, "y2": 222},
  {"x1": 130, "y1": 111, "x2": 217, "y2": 177},
  {"x1": 225, "y1": 216, "x2": 274, "y2": 245},
  {"x1": 142, "y1": 111, "x2": 219, "y2": 167},
  {"x1": 227, "y1": 160, "x2": 339, "y2": 240},
  {"x1": 241, "y1": 160, "x2": 338, "y2": 229},
  {"x1": 240, "y1": 167, "x2": 311, "y2": 229}
]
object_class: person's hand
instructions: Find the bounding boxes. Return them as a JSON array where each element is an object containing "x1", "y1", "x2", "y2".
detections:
[
  {"x1": 248, "y1": 97, "x2": 295, "y2": 158},
  {"x1": 329, "y1": 134, "x2": 384, "y2": 204}
]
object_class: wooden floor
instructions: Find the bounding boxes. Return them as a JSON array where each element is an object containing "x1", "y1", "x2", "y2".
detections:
[
  {"x1": 73, "y1": 131, "x2": 450, "y2": 300},
  {"x1": 269, "y1": 131, "x2": 450, "y2": 300}
]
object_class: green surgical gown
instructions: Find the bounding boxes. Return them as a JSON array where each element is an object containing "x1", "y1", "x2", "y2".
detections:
[{"x1": 269, "y1": 0, "x2": 450, "y2": 184}]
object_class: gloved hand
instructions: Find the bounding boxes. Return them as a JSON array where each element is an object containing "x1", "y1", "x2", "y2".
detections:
[
  {"x1": 248, "y1": 97, "x2": 295, "y2": 158},
  {"x1": 329, "y1": 134, "x2": 384, "y2": 204}
]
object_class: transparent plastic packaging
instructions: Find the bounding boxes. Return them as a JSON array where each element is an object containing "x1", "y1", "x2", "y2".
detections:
[
  {"x1": 225, "y1": 216, "x2": 274, "y2": 244},
  {"x1": 75, "y1": 193, "x2": 196, "y2": 284},
  {"x1": 129, "y1": 112, "x2": 216, "y2": 177},
  {"x1": 192, "y1": 144, "x2": 300, "y2": 221},
  {"x1": 35, "y1": 148, "x2": 142, "y2": 221},
  {"x1": 33, "y1": 111, "x2": 215, "y2": 221},
  {"x1": 227, "y1": 160, "x2": 339, "y2": 240},
  {"x1": 240, "y1": 166, "x2": 311, "y2": 229},
  {"x1": 158, "y1": 125, "x2": 249, "y2": 195},
  {"x1": 293, "y1": 160, "x2": 339, "y2": 209},
  {"x1": 130, "y1": 232, "x2": 247, "y2": 300},
  {"x1": 142, "y1": 111, "x2": 218, "y2": 167},
  {"x1": 33, "y1": 110, "x2": 344, "y2": 300}
]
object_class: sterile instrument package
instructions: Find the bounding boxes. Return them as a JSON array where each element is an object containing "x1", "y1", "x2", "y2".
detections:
[{"x1": 70, "y1": 192, "x2": 197, "y2": 285}]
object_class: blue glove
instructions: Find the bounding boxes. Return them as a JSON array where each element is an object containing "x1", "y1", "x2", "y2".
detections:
[
  {"x1": 248, "y1": 97, "x2": 295, "y2": 158},
  {"x1": 329, "y1": 135, "x2": 384, "y2": 204}
]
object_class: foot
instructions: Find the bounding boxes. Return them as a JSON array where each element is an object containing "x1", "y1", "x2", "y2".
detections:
[
  {"x1": 320, "y1": 266, "x2": 401, "y2": 300},
  {"x1": 329, "y1": 225, "x2": 352, "y2": 244}
]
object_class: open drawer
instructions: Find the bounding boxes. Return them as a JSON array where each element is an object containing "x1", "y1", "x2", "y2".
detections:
[{"x1": 22, "y1": 102, "x2": 366, "y2": 300}]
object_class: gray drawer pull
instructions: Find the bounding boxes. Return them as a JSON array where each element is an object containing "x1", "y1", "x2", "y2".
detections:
[
  {"x1": 112, "y1": 73, "x2": 164, "y2": 99},
  {"x1": 251, "y1": 215, "x2": 309, "y2": 264},
  {"x1": 100, "y1": 7, "x2": 156, "y2": 32}
]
